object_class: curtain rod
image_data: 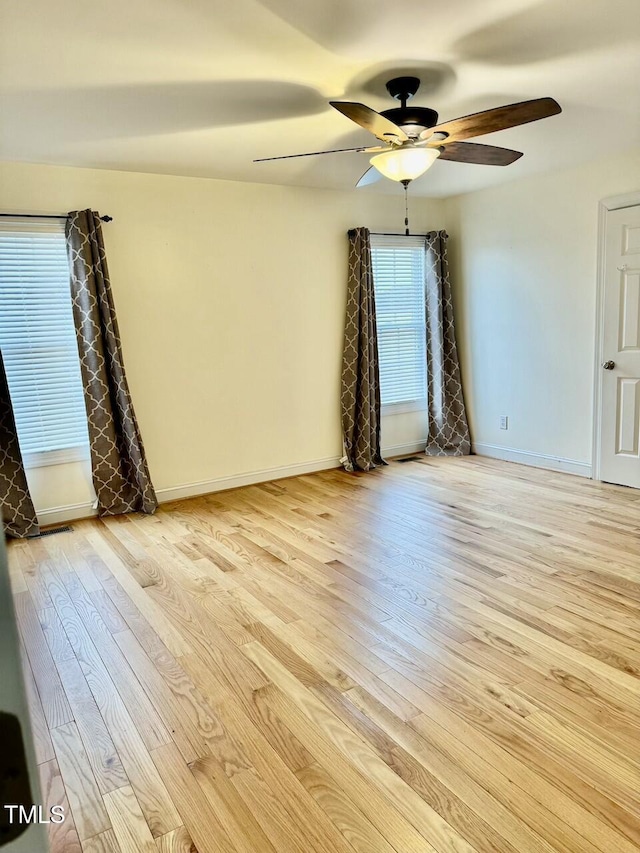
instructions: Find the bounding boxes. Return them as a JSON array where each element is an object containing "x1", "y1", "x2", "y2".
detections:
[{"x1": 0, "y1": 212, "x2": 113, "y2": 222}]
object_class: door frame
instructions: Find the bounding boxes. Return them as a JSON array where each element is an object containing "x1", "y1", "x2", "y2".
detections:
[{"x1": 592, "y1": 190, "x2": 640, "y2": 481}]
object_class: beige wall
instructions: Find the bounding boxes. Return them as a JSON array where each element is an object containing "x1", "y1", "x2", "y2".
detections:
[
  {"x1": 444, "y1": 148, "x2": 640, "y2": 473},
  {"x1": 0, "y1": 161, "x2": 444, "y2": 519}
]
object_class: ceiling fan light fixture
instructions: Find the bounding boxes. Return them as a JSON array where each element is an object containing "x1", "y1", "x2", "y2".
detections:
[{"x1": 370, "y1": 147, "x2": 440, "y2": 181}]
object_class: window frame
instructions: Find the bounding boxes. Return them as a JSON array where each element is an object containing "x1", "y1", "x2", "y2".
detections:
[
  {"x1": 371, "y1": 234, "x2": 428, "y2": 413},
  {"x1": 0, "y1": 216, "x2": 90, "y2": 469}
]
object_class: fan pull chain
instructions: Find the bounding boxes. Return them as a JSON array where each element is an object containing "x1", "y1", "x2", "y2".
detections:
[{"x1": 402, "y1": 179, "x2": 410, "y2": 235}]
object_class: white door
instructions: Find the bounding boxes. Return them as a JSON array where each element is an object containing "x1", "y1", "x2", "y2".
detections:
[{"x1": 600, "y1": 204, "x2": 640, "y2": 488}]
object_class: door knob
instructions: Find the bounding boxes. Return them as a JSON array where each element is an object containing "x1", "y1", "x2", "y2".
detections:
[{"x1": 602, "y1": 360, "x2": 615, "y2": 370}]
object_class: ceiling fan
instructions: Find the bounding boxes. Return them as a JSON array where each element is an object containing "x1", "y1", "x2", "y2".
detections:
[{"x1": 254, "y1": 76, "x2": 561, "y2": 187}]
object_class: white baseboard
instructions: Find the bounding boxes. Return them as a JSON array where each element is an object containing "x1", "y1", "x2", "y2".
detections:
[
  {"x1": 155, "y1": 455, "x2": 342, "y2": 503},
  {"x1": 36, "y1": 455, "x2": 343, "y2": 526},
  {"x1": 473, "y1": 442, "x2": 592, "y2": 478},
  {"x1": 383, "y1": 441, "x2": 427, "y2": 458},
  {"x1": 37, "y1": 501, "x2": 97, "y2": 527},
  {"x1": 34, "y1": 442, "x2": 590, "y2": 527}
]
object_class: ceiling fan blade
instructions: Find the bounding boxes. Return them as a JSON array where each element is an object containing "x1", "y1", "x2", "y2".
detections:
[
  {"x1": 436, "y1": 141, "x2": 523, "y2": 166},
  {"x1": 356, "y1": 166, "x2": 383, "y2": 188},
  {"x1": 423, "y1": 97, "x2": 561, "y2": 143},
  {"x1": 254, "y1": 144, "x2": 386, "y2": 162},
  {"x1": 330, "y1": 101, "x2": 409, "y2": 143}
]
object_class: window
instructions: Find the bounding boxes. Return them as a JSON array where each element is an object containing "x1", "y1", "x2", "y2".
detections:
[
  {"x1": 0, "y1": 217, "x2": 89, "y2": 466},
  {"x1": 371, "y1": 234, "x2": 427, "y2": 410}
]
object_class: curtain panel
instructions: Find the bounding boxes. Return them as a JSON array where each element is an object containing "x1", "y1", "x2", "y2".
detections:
[
  {"x1": 0, "y1": 351, "x2": 39, "y2": 538},
  {"x1": 425, "y1": 231, "x2": 471, "y2": 456},
  {"x1": 340, "y1": 227, "x2": 386, "y2": 472},
  {"x1": 66, "y1": 210, "x2": 157, "y2": 516}
]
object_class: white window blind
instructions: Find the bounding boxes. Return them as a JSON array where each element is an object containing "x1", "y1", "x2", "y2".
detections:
[
  {"x1": 371, "y1": 234, "x2": 426, "y2": 407},
  {"x1": 0, "y1": 217, "x2": 89, "y2": 462}
]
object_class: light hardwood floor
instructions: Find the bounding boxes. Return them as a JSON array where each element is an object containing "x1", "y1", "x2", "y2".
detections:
[{"x1": 9, "y1": 455, "x2": 640, "y2": 853}]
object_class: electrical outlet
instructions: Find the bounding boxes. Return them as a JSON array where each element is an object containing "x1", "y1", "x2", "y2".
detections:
[{"x1": 499, "y1": 415, "x2": 508, "y2": 430}]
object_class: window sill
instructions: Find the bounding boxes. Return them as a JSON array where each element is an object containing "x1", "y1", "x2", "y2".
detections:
[
  {"x1": 382, "y1": 400, "x2": 428, "y2": 416},
  {"x1": 24, "y1": 445, "x2": 90, "y2": 470}
]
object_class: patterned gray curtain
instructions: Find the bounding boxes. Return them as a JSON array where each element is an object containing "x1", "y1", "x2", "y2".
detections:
[
  {"x1": 0, "y1": 351, "x2": 39, "y2": 538},
  {"x1": 341, "y1": 228, "x2": 386, "y2": 472},
  {"x1": 66, "y1": 210, "x2": 157, "y2": 515},
  {"x1": 425, "y1": 231, "x2": 471, "y2": 456}
]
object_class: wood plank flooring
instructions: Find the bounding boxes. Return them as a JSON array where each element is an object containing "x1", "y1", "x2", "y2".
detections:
[{"x1": 9, "y1": 455, "x2": 640, "y2": 853}]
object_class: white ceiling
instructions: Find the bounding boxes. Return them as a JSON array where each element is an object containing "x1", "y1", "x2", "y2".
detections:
[{"x1": 1, "y1": 0, "x2": 639, "y2": 197}]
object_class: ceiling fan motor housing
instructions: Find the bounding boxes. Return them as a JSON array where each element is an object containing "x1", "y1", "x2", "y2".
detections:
[{"x1": 380, "y1": 107, "x2": 439, "y2": 135}]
